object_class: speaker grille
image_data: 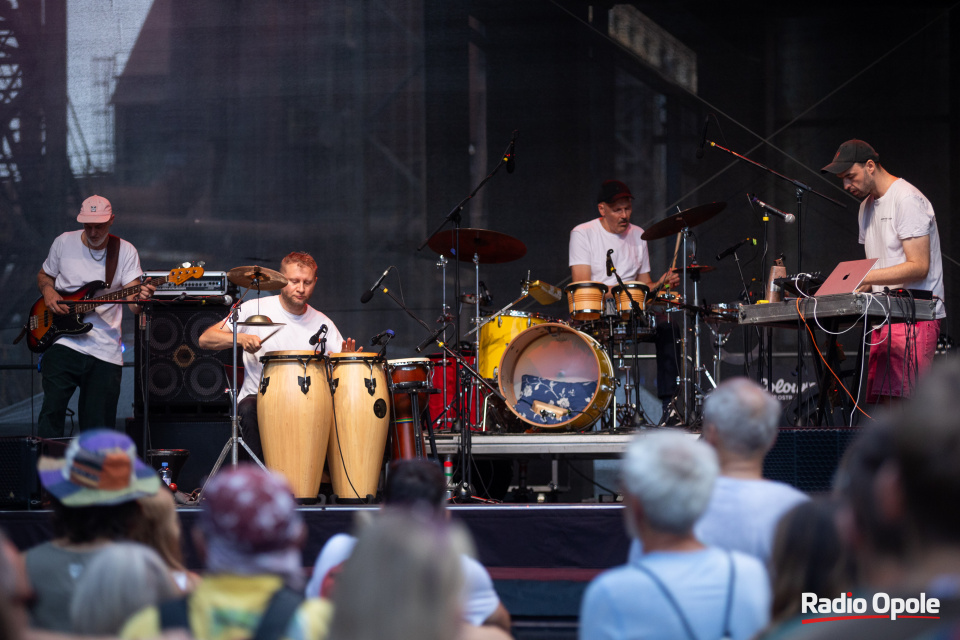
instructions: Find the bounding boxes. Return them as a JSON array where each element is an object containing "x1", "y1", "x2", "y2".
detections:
[{"x1": 764, "y1": 428, "x2": 860, "y2": 493}]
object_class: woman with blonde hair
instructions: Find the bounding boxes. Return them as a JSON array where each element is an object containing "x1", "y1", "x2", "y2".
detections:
[{"x1": 128, "y1": 488, "x2": 200, "y2": 592}]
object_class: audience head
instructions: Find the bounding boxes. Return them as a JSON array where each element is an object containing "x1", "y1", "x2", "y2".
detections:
[
  {"x1": 329, "y1": 511, "x2": 470, "y2": 640},
  {"x1": 620, "y1": 431, "x2": 718, "y2": 536},
  {"x1": 890, "y1": 359, "x2": 960, "y2": 548},
  {"x1": 37, "y1": 429, "x2": 159, "y2": 543},
  {"x1": 69, "y1": 542, "x2": 179, "y2": 635},
  {"x1": 833, "y1": 422, "x2": 906, "y2": 585},
  {"x1": 383, "y1": 459, "x2": 446, "y2": 515},
  {"x1": 197, "y1": 464, "x2": 305, "y2": 587},
  {"x1": 769, "y1": 499, "x2": 850, "y2": 623},
  {"x1": 0, "y1": 529, "x2": 33, "y2": 640},
  {"x1": 702, "y1": 377, "x2": 781, "y2": 458},
  {"x1": 129, "y1": 488, "x2": 188, "y2": 573}
]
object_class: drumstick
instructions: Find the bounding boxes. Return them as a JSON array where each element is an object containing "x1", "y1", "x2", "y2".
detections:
[{"x1": 259, "y1": 327, "x2": 282, "y2": 346}]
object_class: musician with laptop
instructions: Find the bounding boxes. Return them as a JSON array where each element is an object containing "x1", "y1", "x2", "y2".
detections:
[
  {"x1": 35, "y1": 195, "x2": 155, "y2": 437},
  {"x1": 821, "y1": 139, "x2": 945, "y2": 403}
]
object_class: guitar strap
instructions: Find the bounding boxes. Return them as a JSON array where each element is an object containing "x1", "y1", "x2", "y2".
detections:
[{"x1": 105, "y1": 234, "x2": 121, "y2": 288}]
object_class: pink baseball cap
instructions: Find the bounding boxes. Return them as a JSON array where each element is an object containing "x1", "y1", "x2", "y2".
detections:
[{"x1": 77, "y1": 195, "x2": 114, "y2": 223}]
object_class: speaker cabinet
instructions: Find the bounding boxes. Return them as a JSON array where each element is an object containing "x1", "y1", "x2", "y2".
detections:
[
  {"x1": 135, "y1": 303, "x2": 233, "y2": 416},
  {"x1": 763, "y1": 427, "x2": 860, "y2": 493},
  {"x1": 0, "y1": 437, "x2": 70, "y2": 509},
  {"x1": 127, "y1": 418, "x2": 233, "y2": 493}
]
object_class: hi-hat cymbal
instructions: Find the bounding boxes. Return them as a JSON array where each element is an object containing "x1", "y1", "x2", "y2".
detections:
[
  {"x1": 670, "y1": 264, "x2": 716, "y2": 276},
  {"x1": 640, "y1": 202, "x2": 726, "y2": 241},
  {"x1": 428, "y1": 228, "x2": 527, "y2": 264},
  {"x1": 227, "y1": 265, "x2": 288, "y2": 291}
]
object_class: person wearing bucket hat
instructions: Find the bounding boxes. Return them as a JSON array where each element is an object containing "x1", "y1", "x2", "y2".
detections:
[
  {"x1": 35, "y1": 195, "x2": 156, "y2": 438},
  {"x1": 569, "y1": 180, "x2": 683, "y2": 417},
  {"x1": 822, "y1": 140, "x2": 945, "y2": 404},
  {"x1": 120, "y1": 464, "x2": 331, "y2": 640},
  {"x1": 23, "y1": 429, "x2": 160, "y2": 632}
]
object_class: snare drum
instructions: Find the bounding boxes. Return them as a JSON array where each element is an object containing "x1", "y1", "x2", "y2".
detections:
[
  {"x1": 387, "y1": 358, "x2": 433, "y2": 460},
  {"x1": 257, "y1": 351, "x2": 332, "y2": 500},
  {"x1": 706, "y1": 302, "x2": 740, "y2": 325},
  {"x1": 498, "y1": 323, "x2": 614, "y2": 430},
  {"x1": 612, "y1": 281, "x2": 649, "y2": 318},
  {"x1": 648, "y1": 289, "x2": 683, "y2": 312},
  {"x1": 327, "y1": 353, "x2": 390, "y2": 500},
  {"x1": 478, "y1": 311, "x2": 547, "y2": 379},
  {"x1": 565, "y1": 281, "x2": 608, "y2": 320}
]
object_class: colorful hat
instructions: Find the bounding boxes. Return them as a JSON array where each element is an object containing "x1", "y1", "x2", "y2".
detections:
[
  {"x1": 77, "y1": 195, "x2": 113, "y2": 223},
  {"x1": 38, "y1": 429, "x2": 160, "y2": 507}
]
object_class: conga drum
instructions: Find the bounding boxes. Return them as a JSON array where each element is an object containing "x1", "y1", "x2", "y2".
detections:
[
  {"x1": 256, "y1": 351, "x2": 332, "y2": 500},
  {"x1": 386, "y1": 358, "x2": 433, "y2": 460},
  {"x1": 327, "y1": 353, "x2": 390, "y2": 500}
]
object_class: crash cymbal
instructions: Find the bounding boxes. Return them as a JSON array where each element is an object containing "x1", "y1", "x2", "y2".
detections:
[
  {"x1": 227, "y1": 265, "x2": 288, "y2": 291},
  {"x1": 428, "y1": 228, "x2": 527, "y2": 264},
  {"x1": 640, "y1": 202, "x2": 726, "y2": 241},
  {"x1": 670, "y1": 264, "x2": 716, "y2": 276}
]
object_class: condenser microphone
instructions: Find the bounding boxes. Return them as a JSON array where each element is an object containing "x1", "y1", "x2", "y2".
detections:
[
  {"x1": 606, "y1": 249, "x2": 615, "y2": 276},
  {"x1": 695, "y1": 116, "x2": 710, "y2": 159},
  {"x1": 370, "y1": 329, "x2": 395, "y2": 346},
  {"x1": 749, "y1": 194, "x2": 796, "y2": 223},
  {"x1": 504, "y1": 130, "x2": 518, "y2": 174},
  {"x1": 360, "y1": 268, "x2": 391, "y2": 304},
  {"x1": 308, "y1": 324, "x2": 328, "y2": 345}
]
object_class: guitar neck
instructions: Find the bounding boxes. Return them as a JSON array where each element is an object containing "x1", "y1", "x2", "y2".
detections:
[{"x1": 70, "y1": 276, "x2": 167, "y2": 314}]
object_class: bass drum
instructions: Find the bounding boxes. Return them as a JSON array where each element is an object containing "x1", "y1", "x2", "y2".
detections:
[{"x1": 497, "y1": 323, "x2": 614, "y2": 430}]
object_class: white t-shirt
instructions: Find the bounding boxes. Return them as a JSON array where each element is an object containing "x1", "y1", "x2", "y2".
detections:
[
  {"x1": 628, "y1": 476, "x2": 809, "y2": 566},
  {"x1": 568, "y1": 218, "x2": 651, "y2": 287},
  {"x1": 579, "y1": 547, "x2": 770, "y2": 640},
  {"x1": 40, "y1": 230, "x2": 143, "y2": 366},
  {"x1": 859, "y1": 178, "x2": 945, "y2": 318},
  {"x1": 225, "y1": 294, "x2": 344, "y2": 401},
  {"x1": 304, "y1": 532, "x2": 501, "y2": 627}
]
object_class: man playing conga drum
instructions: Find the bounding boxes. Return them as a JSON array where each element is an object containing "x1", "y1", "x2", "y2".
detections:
[{"x1": 199, "y1": 251, "x2": 358, "y2": 461}]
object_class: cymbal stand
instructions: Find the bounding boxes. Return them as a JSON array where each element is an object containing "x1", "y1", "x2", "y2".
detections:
[
  {"x1": 678, "y1": 228, "x2": 692, "y2": 424},
  {"x1": 688, "y1": 267, "x2": 716, "y2": 420},
  {"x1": 435, "y1": 255, "x2": 453, "y2": 429},
  {"x1": 200, "y1": 287, "x2": 266, "y2": 499},
  {"x1": 606, "y1": 258, "x2": 651, "y2": 429}
]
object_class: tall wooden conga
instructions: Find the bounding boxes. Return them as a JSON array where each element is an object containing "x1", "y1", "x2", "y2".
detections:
[
  {"x1": 327, "y1": 353, "x2": 390, "y2": 500},
  {"x1": 257, "y1": 351, "x2": 332, "y2": 500}
]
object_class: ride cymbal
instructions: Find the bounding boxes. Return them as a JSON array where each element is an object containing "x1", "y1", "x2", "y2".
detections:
[
  {"x1": 428, "y1": 228, "x2": 527, "y2": 264},
  {"x1": 640, "y1": 202, "x2": 726, "y2": 241},
  {"x1": 227, "y1": 265, "x2": 288, "y2": 291}
]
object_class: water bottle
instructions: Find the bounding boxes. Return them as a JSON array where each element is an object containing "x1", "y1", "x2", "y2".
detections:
[
  {"x1": 160, "y1": 462, "x2": 173, "y2": 487},
  {"x1": 443, "y1": 456, "x2": 454, "y2": 501}
]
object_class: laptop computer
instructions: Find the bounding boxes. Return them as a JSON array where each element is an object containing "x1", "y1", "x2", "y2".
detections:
[{"x1": 814, "y1": 258, "x2": 879, "y2": 297}]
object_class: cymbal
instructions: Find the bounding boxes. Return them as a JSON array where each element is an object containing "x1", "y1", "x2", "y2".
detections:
[
  {"x1": 640, "y1": 202, "x2": 726, "y2": 241},
  {"x1": 670, "y1": 264, "x2": 716, "y2": 276},
  {"x1": 237, "y1": 315, "x2": 285, "y2": 327},
  {"x1": 428, "y1": 228, "x2": 527, "y2": 264},
  {"x1": 227, "y1": 265, "x2": 288, "y2": 291}
]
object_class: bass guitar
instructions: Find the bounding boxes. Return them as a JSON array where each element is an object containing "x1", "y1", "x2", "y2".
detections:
[{"x1": 22, "y1": 262, "x2": 204, "y2": 354}]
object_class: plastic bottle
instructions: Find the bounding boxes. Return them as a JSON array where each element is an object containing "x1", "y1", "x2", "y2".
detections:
[{"x1": 160, "y1": 462, "x2": 173, "y2": 487}]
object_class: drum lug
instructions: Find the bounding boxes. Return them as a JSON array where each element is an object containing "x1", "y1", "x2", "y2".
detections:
[
  {"x1": 365, "y1": 377, "x2": 376, "y2": 396},
  {"x1": 331, "y1": 378, "x2": 340, "y2": 393},
  {"x1": 259, "y1": 376, "x2": 270, "y2": 395},
  {"x1": 298, "y1": 375, "x2": 311, "y2": 394}
]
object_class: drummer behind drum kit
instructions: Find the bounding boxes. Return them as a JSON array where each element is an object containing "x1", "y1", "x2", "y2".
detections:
[{"x1": 201, "y1": 201, "x2": 740, "y2": 500}]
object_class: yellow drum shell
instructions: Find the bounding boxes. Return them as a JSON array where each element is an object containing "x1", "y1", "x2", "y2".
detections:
[{"x1": 478, "y1": 311, "x2": 548, "y2": 379}]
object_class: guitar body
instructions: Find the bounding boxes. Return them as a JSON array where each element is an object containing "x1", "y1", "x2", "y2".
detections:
[{"x1": 26, "y1": 281, "x2": 109, "y2": 353}]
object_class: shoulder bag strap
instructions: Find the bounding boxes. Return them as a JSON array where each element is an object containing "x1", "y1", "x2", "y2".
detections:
[
  {"x1": 634, "y1": 563, "x2": 698, "y2": 640},
  {"x1": 721, "y1": 551, "x2": 737, "y2": 640},
  {"x1": 253, "y1": 586, "x2": 305, "y2": 640}
]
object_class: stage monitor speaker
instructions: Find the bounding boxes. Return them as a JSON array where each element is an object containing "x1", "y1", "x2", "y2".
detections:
[
  {"x1": 763, "y1": 427, "x2": 860, "y2": 493},
  {"x1": 134, "y1": 303, "x2": 233, "y2": 416},
  {"x1": 127, "y1": 418, "x2": 232, "y2": 493},
  {"x1": 0, "y1": 437, "x2": 70, "y2": 509}
]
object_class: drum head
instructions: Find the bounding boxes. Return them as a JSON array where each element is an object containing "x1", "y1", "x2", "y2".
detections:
[{"x1": 497, "y1": 323, "x2": 612, "y2": 430}]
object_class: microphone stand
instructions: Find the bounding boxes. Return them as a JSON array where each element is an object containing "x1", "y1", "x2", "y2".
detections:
[
  {"x1": 607, "y1": 262, "x2": 649, "y2": 429},
  {"x1": 703, "y1": 139, "x2": 846, "y2": 426},
  {"x1": 417, "y1": 134, "x2": 515, "y2": 502}
]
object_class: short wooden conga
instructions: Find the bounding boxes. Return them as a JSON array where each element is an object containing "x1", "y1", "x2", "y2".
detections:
[
  {"x1": 387, "y1": 358, "x2": 433, "y2": 460},
  {"x1": 257, "y1": 351, "x2": 332, "y2": 500},
  {"x1": 327, "y1": 353, "x2": 390, "y2": 500}
]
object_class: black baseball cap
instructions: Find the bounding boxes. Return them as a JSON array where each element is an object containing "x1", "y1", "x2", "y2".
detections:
[
  {"x1": 597, "y1": 180, "x2": 633, "y2": 204},
  {"x1": 821, "y1": 140, "x2": 879, "y2": 174}
]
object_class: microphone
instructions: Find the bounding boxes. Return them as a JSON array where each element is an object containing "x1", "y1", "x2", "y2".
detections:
[
  {"x1": 504, "y1": 130, "x2": 518, "y2": 174},
  {"x1": 370, "y1": 329, "x2": 395, "y2": 346},
  {"x1": 716, "y1": 238, "x2": 755, "y2": 262},
  {"x1": 695, "y1": 116, "x2": 709, "y2": 159},
  {"x1": 749, "y1": 194, "x2": 796, "y2": 223},
  {"x1": 308, "y1": 324, "x2": 328, "y2": 346},
  {"x1": 416, "y1": 324, "x2": 448, "y2": 353},
  {"x1": 606, "y1": 249, "x2": 615, "y2": 276},
  {"x1": 360, "y1": 267, "x2": 391, "y2": 304},
  {"x1": 199, "y1": 294, "x2": 233, "y2": 305}
]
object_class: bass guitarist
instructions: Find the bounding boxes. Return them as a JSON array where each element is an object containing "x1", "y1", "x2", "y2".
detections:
[{"x1": 35, "y1": 195, "x2": 155, "y2": 437}]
